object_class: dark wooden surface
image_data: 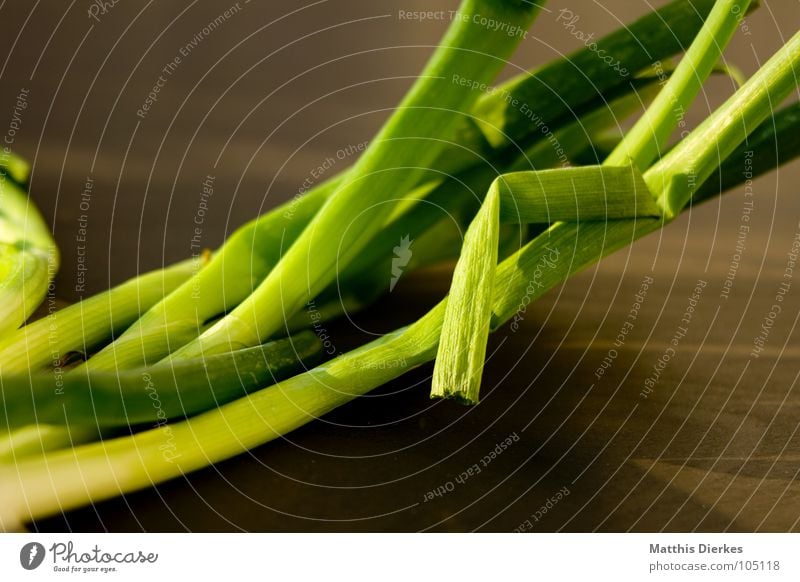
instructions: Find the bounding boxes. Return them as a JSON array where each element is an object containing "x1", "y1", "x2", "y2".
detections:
[{"x1": 1, "y1": 0, "x2": 798, "y2": 531}]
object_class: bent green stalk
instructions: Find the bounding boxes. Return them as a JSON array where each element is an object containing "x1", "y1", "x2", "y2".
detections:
[
  {"x1": 432, "y1": 166, "x2": 661, "y2": 403},
  {"x1": 434, "y1": 0, "x2": 756, "y2": 403}
]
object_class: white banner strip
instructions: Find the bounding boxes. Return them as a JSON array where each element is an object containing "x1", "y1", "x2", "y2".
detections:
[{"x1": 0, "y1": 533, "x2": 796, "y2": 580}]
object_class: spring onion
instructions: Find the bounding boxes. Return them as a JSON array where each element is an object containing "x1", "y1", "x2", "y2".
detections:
[{"x1": 0, "y1": 0, "x2": 798, "y2": 528}]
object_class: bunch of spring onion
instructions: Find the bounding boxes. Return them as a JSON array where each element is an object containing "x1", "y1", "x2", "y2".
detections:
[{"x1": 0, "y1": 0, "x2": 798, "y2": 529}]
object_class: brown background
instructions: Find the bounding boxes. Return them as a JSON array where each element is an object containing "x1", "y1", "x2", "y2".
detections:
[{"x1": 0, "y1": 0, "x2": 798, "y2": 531}]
